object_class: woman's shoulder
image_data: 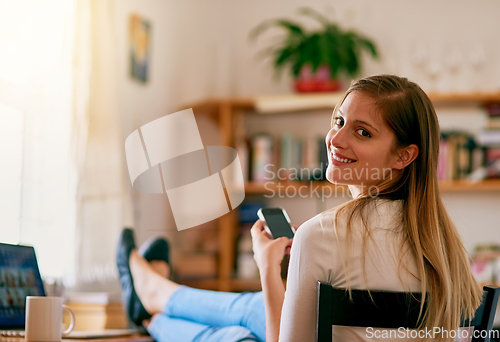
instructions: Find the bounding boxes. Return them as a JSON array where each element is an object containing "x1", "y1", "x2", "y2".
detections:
[
  {"x1": 297, "y1": 198, "x2": 403, "y2": 235},
  {"x1": 293, "y1": 211, "x2": 333, "y2": 243}
]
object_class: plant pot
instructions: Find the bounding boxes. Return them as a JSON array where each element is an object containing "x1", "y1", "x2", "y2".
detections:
[{"x1": 293, "y1": 65, "x2": 342, "y2": 93}]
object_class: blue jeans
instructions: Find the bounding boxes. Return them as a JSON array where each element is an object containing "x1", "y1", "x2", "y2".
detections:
[{"x1": 147, "y1": 285, "x2": 266, "y2": 342}]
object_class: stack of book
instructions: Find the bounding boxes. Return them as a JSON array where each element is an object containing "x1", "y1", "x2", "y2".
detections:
[
  {"x1": 63, "y1": 292, "x2": 128, "y2": 330},
  {"x1": 485, "y1": 103, "x2": 500, "y2": 130},
  {"x1": 247, "y1": 132, "x2": 328, "y2": 183},
  {"x1": 439, "y1": 127, "x2": 500, "y2": 181},
  {"x1": 438, "y1": 132, "x2": 480, "y2": 181},
  {"x1": 476, "y1": 105, "x2": 500, "y2": 178}
]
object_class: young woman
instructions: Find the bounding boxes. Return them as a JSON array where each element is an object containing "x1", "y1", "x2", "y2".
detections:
[{"x1": 117, "y1": 74, "x2": 482, "y2": 342}]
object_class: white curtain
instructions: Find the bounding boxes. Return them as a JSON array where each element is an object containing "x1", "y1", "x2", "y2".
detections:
[
  {"x1": 0, "y1": 0, "x2": 132, "y2": 291},
  {"x1": 73, "y1": 0, "x2": 134, "y2": 291},
  {"x1": 0, "y1": 0, "x2": 88, "y2": 282}
]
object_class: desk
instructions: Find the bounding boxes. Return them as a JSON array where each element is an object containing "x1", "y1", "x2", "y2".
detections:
[{"x1": 0, "y1": 334, "x2": 154, "y2": 342}]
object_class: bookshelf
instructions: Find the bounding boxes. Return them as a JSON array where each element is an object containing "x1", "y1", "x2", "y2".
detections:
[
  {"x1": 188, "y1": 91, "x2": 500, "y2": 114},
  {"x1": 180, "y1": 91, "x2": 500, "y2": 292}
]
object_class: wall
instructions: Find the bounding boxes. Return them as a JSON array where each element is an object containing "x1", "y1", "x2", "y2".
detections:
[{"x1": 112, "y1": 0, "x2": 500, "y2": 253}]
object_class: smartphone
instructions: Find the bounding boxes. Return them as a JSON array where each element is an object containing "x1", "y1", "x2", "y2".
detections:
[{"x1": 257, "y1": 208, "x2": 295, "y2": 239}]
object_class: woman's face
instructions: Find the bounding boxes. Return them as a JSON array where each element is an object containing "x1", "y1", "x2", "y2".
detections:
[{"x1": 325, "y1": 92, "x2": 402, "y2": 196}]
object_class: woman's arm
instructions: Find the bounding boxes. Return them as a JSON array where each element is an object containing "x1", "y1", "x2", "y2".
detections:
[
  {"x1": 251, "y1": 220, "x2": 292, "y2": 342},
  {"x1": 260, "y1": 264, "x2": 285, "y2": 342},
  {"x1": 278, "y1": 215, "x2": 339, "y2": 342}
]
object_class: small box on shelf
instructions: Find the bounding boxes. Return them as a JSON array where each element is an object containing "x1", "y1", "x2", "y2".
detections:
[
  {"x1": 235, "y1": 223, "x2": 259, "y2": 281},
  {"x1": 174, "y1": 252, "x2": 218, "y2": 279}
]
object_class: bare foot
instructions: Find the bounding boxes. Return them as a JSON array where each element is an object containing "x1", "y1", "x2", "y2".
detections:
[
  {"x1": 149, "y1": 260, "x2": 170, "y2": 279},
  {"x1": 129, "y1": 250, "x2": 180, "y2": 315}
]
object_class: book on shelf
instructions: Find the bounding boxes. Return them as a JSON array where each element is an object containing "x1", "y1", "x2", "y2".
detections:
[
  {"x1": 251, "y1": 133, "x2": 274, "y2": 182},
  {"x1": 440, "y1": 128, "x2": 500, "y2": 181},
  {"x1": 479, "y1": 106, "x2": 500, "y2": 178},
  {"x1": 487, "y1": 117, "x2": 500, "y2": 130},
  {"x1": 248, "y1": 132, "x2": 327, "y2": 183},
  {"x1": 438, "y1": 131, "x2": 483, "y2": 181},
  {"x1": 483, "y1": 103, "x2": 500, "y2": 133},
  {"x1": 486, "y1": 147, "x2": 500, "y2": 165}
]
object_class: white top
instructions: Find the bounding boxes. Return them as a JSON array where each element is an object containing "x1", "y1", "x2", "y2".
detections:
[{"x1": 279, "y1": 199, "x2": 422, "y2": 342}]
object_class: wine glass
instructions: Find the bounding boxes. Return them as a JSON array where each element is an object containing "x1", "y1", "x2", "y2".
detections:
[
  {"x1": 444, "y1": 45, "x2": 463, "y2": 92},
  {"x1": 469, "y1": 43, "x2": 486, "y2": 91}
]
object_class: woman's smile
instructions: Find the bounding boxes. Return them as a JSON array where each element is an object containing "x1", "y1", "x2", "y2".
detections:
[{"x1": 330, "y1": 150, "x2": 356, "y2": 165}]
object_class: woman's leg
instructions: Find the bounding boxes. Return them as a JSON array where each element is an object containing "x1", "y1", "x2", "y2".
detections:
[
  {"x1": 147, "y1": 314, "x2": 259, "y2": 342},
  {"x1": 130, "y1": 251, "x2": 266, "y2": 342},
  {"x1": 130, "y1": 250, "x2": 178, "y2": 314}
]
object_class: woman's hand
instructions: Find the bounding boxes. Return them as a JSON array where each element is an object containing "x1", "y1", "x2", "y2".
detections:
[{"x1": 251, "y1": 220, "x2": 293, "y2": 271}]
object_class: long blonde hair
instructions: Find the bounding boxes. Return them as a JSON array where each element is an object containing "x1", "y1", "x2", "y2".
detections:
[{"x1": 327, "y1": 75, "x2": 482, "y2": 340}]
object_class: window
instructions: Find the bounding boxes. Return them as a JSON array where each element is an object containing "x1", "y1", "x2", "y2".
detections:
[
  {"x1": 0, "y1": 0, "x2": 80, "y2": 281},
  {"x1": 0, "y1": 103, "x2": 24, "y2": 244}
]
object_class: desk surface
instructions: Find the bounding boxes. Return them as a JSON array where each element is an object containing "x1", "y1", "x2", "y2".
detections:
[{"x1": 0, "y1": 334, "x2": 154, "y2": 342}]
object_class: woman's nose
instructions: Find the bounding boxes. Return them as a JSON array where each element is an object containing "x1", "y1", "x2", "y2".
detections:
[{"x1": 328, "y1": 127, "x2": 348, "y2": 149}]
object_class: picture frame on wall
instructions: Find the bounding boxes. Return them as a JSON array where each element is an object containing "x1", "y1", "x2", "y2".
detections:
[{"x1": 129, "y1": 14, "x2": 151, "y2": 83}]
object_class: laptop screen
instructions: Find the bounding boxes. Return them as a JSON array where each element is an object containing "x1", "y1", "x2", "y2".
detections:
[{"x1": 0, "y1": 243, "x2": 45, "y2": 328}]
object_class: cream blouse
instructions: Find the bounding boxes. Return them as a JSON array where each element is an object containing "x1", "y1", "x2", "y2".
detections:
[{"x1": 279, "y1": 199, "x2": 422, "y2": 342}]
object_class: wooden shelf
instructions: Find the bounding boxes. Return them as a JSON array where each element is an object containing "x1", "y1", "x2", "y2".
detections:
[
  {"x1": 427, "y1": 91, "x2": 500, "y2": 103},
  {"x1": 438, "y1": 179, "x2": 500, "y2": 192},
  {"x1": 245, "y1": 179, "x2": 500, "y2": 195},
  {"x1": 183, "y1": 91, "x2": 500, "y2": 115}
]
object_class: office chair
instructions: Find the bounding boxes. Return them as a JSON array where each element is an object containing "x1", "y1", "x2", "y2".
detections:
[{"x1": 316, "y1": 281, "x2": 500, "y2": 342}]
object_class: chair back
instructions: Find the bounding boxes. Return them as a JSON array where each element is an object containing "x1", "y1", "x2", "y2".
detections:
[{"x1": 316, "y1": 281, "x2": 500, "y2": 342}]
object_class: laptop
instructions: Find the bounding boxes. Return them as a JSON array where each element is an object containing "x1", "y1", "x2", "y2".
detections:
[{"x1": 0, "y1": 242, "x2": 46, "y2": 337}]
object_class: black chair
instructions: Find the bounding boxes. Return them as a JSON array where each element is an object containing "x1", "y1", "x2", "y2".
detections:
[{"x1": 316, "y1": 281, "x2": 500, "y2": 342}]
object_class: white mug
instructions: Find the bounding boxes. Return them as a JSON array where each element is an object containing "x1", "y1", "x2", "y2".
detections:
[{"x1": 25, "y1": 296, "x2": 75, "y2": 342}]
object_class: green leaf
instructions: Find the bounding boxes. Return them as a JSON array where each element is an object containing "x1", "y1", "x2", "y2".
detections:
[
  {"x1": 248, "y1": 19, "x2": 305, "y2": 43},
  {"x1": 358, "y1": 37, "x2": 379, "y2": 58},
  {"x1": 273, "y1": 46, "x2": 296, "y2": 68}
]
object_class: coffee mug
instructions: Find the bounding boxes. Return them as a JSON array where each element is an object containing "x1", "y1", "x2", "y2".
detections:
[{"x1": 25, "y1": 296, "x2": 75, "y2": 342}]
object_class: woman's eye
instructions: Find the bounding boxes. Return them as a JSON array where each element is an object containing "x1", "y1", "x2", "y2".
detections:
[
  {"x1": 334, "y1": 117, "x2": 344, "y2": 127},
  {"x1": 356, "y1": 129, "x2": 371, "y2": 138}
]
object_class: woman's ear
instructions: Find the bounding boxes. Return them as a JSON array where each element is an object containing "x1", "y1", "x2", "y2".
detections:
[{"x1": 393, "y1": 144, "x2": 419, "y2": 170}]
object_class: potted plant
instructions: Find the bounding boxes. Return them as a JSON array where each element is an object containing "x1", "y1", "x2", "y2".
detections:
[{"x1": 249, "y1": 8, "x2": 379, "y2": 92}]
